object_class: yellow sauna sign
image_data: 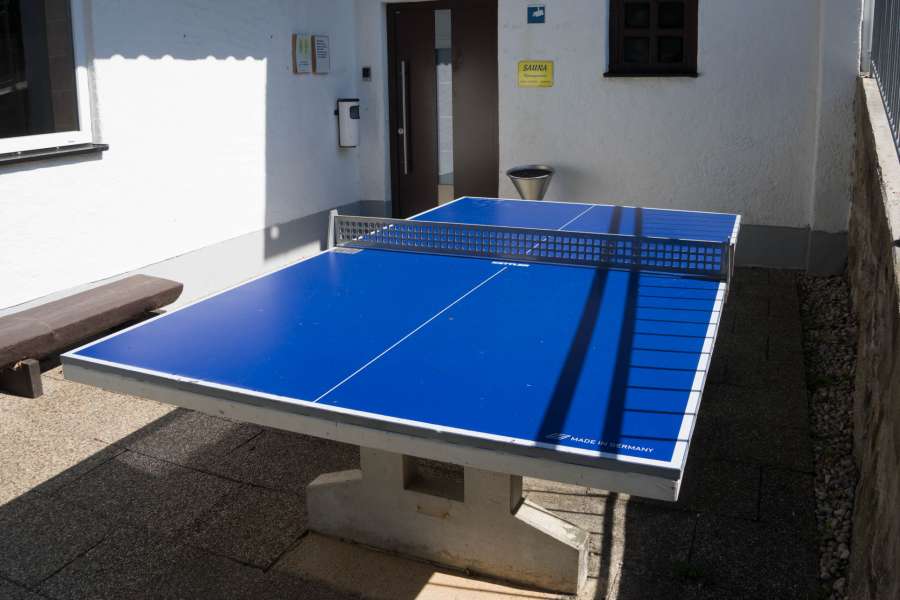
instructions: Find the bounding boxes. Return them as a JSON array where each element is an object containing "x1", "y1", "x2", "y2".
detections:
[{"x1": 517, "y1": 60, "x2": 554, "y2": 87}]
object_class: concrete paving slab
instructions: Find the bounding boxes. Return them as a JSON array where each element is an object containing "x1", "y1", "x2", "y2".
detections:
[
  {"x1": 576, "y1": 575, "x2": 608, "y2": 600},
  {"x1": 718, "y1": 305, "x2": 737, "y2": 332},
  {"x1": 523, "y1": 478, "x2": 608, "y2": 497},
  {"x1": 731, "y1": 268, "x2": 772, "y2": 297},
  {"x1": 766, "y1": 269, "x2": 799, "y2": 290},
  {"x1": 37, "y1": 446, "x2": 127, "y2": 496},
  {"x1": 759, "y1": 466, "x2": 816, "y2": 536},
  {"x1": 274, "y1": 532, "x2": 565, "y2": 600},
  {"x1": 726, "y1": 294, "x2": 770, "y2": 320},
  {"x1": 38, "y1": 524, "x2": 348, "y2": 600},
  {"x1": 770, "y1": 317, "x2": 804, "y2": 348},
  {"x1": 0, "y1": 577, "x2": 46, "y2": 600},
  {"x1": 120, "y1": 408, "x2": 262, "y2": 470},
  {"x1": 766, "y1": 319, "x2": 806, "y2": 361},
  {"x1": 38, "y1": 526, "x2": 190, "y2": 600},
  {"x1": 0, "y1": 423, "x2": 124, "y2": 497},
  {"x1": 526, "y1": 493, "x2": 619, "y2": 536},
  {"x1": 769, "y1": 294, "x2": 802, "y2": 320},
  {"x1": 151, "y1": 537, "x2": 359, "y2": 600},
  {"x1": 722, "y1": 349, "x2": 805, "y2": 391},
  {"x1": 208, "y1": 429, "x2": 359, "y2": 495},
  {"x1": 701, "y1": 384, "x2": 809, "y2": 432},
  {"x1": 716, "y1": 278, "x2": 804, "y2": 387},
  {"x1": 730, "y1": 310, "x2": 804, "y2": 340},
  {"x1": 682, "y1": 412, "x2": 717, "y2": 462},
  {"x1": 43, "y1": 366, "x2": 65, "y2": 381},
  {"x1": 0, "y1": 493, "x2": 110, "y2": 587},
  {"x1": 690, "y1": 514, "x2": 818, "y2": 598},
  {"x1": 610, "y1": 563, "x2": 747, "y2": 600},
  {"x1": 185, "y1": 484, "x2": 307, "y2": 568},
  {"x1": 706, "y1": 352, "x2": 727, "y2": 385},
  {"x1": 527, "y1": 495, "x2": 694, "y2": 580},
  {"x1": 715, "y1": 328, "x2": 767, "y2": 364},
  {"x1": 0, "y1": 480, "x2": 31, "y2": 506},
  {"x1": 666, "y1": 459, "x2": 760, "y2": 520},
  {"x1": 524, "y1": 489, "x2": 612, "y2": 517},
  {"x1": 703, "y1": 417, "x2": 814, "y2": 472},
  {"x1": 584, "y1": 552, "x2": 617, "y2": 590},
  {"x1": 58, "y1": 450, "x2": 238, "y2": 536},
  {"x1": 0, "y1": 375, "x2": 173, "y2": 445},
  {"x1": 585, "y1": 502, "x2": 696, "y2": 577}
]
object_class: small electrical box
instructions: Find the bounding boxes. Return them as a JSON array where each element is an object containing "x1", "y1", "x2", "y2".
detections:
[{"x1": 336, "y1": 98, "x2": 360, "y2": 148}]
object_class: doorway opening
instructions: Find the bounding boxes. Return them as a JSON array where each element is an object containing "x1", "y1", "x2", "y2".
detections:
[{"x1": 387, "y1": 1, "x2": 499, "y2": 218}]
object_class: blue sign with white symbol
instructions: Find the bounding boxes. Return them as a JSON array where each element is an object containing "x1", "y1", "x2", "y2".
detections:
[{"x1": 527, "y1": 5, "x2": 545, "y2": 24}]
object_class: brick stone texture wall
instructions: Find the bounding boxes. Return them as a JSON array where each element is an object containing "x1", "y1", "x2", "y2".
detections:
[{"x1": 847, "y1": 77, "x2": 900, "y2": 600}]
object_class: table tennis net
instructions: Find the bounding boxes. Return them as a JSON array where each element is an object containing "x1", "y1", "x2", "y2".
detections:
[{"x1": 332, "y1": 215, "x2": 732, "y2": 280}]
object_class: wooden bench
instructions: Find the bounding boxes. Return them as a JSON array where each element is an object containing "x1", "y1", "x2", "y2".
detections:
[{"x1": 0, "y1": 275, "x2": 183, "y2": 398}]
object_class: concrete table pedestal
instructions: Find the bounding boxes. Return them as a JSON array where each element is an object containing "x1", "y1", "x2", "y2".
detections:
[{"x1": 307, "y1": 447, "x2": 589, "y2": 594}]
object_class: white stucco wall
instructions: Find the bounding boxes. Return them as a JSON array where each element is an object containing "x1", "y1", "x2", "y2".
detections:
[
  {"x1": 497, "y1": 0, "x2": 859, "y2": 231},
  {"x1": 355, "y1": 0, "x2": 392, "y2": 207},
  {"x1": 810, "y1": 0, "x2": 862, "y2": 233},
  {"x1": 0, "y1": 0, "x2": 360, "y2": 309}
]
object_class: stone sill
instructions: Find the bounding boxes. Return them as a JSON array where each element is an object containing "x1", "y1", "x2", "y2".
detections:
[
  {"x1": 0, "y1": 143, "x2": 109, "y2": 167},
  {"x1": 859, "y1": 77, "x2": 900, "y2": 247}
]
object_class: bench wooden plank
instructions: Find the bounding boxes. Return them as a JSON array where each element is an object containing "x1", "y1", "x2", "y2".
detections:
[{"x1": 0, "y1": 275, "x2": 183, "y2": 370}]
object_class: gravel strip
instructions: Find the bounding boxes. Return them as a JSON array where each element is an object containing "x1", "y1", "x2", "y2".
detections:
[{"x1": 798, "y1": 274, "x2": 859, "y2": 600}]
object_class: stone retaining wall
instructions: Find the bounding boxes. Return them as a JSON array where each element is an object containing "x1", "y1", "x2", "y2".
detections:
[{"x1": 847, "y1": 76, "x2": 900, "y2": 600}]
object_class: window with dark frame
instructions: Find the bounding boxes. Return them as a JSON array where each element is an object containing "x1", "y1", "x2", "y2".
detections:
[
  {"x1": 606, "y1": 0, "x2": 698, "y2": 77},
  {"x1": 0, "y1": 0, "x2": 79, "y2": 140}
]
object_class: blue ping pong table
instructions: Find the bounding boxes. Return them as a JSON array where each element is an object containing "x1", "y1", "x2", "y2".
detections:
[{"x1": 63, "y1": 196, "x2": 740, "y2": 592}]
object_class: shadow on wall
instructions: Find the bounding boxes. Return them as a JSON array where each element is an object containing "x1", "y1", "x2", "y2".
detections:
[{"x1": 86, "y1": 1, "x2": 361, "y2": 262}]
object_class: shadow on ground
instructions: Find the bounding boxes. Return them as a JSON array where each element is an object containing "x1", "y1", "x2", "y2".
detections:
[{"x1": 0, "y1": 269, "x2": 818, "y2": 599}]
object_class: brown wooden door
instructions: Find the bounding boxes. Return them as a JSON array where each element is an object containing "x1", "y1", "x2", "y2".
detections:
[
  {"x1": 388, "y1": 1, "x2": 498, "y2": 218},
  {"x1": 388, "y1": 4, "x2": 438, "y2": 217}
]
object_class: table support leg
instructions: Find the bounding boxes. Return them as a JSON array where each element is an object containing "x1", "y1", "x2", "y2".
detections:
[{"x1": 307, "y1": 447, "x2": 589, "y2": 594}]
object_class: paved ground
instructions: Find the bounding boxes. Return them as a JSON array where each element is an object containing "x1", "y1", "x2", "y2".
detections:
[{"x1": 0, "y1": 268, "x2": 817, "y2": 599}]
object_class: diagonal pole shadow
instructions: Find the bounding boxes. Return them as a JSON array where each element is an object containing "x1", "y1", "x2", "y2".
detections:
[
  {"x1": 530, "y1": 207, "x2": 645, "y2": 599},
  {"x1": 536, "y1": 265, "x2": 611, "y2": 440},
  {"x1": 537, "y1": 207, "x2": 640, "y2": 448}
]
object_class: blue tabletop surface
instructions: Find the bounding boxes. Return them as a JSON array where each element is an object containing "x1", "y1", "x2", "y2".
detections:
[{"x1": 70, "y1": 197, "x2": 738, "y2": 471}]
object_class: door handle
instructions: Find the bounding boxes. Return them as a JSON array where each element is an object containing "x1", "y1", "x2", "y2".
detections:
[{"x1": 399, "y1": 59, "x2": 409, "y2": 175}]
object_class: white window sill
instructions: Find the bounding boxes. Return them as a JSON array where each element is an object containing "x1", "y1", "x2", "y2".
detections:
[{"x1": 0, "y1": 143, "x2": 109, "y2": 167}]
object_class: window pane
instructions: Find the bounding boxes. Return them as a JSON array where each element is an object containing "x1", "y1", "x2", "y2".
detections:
[
  {"x1": 658, "y1": 36, "x2": 684, "y2": 63},
  {"x1": 624, "y1": 3, "x2": 650, "y2": 28},
  {"x1": 658, "y1": 2, "x2": 685, "y2": 29},
  {"x1": 624, "y1": 37, "x2": 650, "y2": 63},
  {"x1": 0, "y1": 0, "x2": 78, "y2": 140}
]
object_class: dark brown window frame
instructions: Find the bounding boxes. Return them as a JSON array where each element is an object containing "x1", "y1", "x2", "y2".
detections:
[{"x1": 606, "y1": 0, "x2": 699, "y2": 77}]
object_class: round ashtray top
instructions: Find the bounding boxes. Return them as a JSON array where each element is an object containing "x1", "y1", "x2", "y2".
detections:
[{"x1": 506, "y1": 165, "x2": 554, "y2": 179}]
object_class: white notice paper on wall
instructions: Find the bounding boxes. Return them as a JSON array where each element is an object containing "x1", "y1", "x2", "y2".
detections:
[
  {"x1": 292, "y1": 33, "x2": 312, "y2": 74},
  {"x1": 312, "y1": 35, "x2": 330, "y2": 74}
]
